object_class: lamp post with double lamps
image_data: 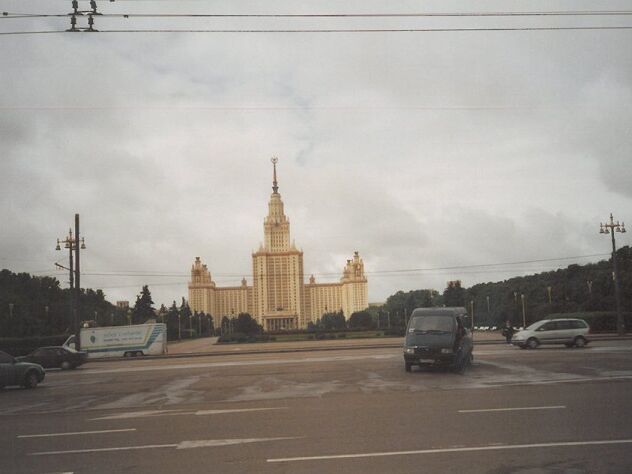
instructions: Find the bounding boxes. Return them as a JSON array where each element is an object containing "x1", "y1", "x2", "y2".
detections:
[
  {"x1": 599, "y1": 213, "x2": 627, "y2": 335},
  {"x1": 56, "y1": 221, "x2": 86, "y2": 349}
]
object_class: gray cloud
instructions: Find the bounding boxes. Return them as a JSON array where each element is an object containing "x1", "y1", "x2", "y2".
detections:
[{"x1": 1, "y1": 0, "x2": 631, "y2": 306}]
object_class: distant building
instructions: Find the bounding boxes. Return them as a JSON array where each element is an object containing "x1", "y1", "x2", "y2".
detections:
[
  {"x1": 188, "y1": 159, "x2": 368, "y2": 331},
  {"x1": 116, "y1": 301, "x2": 129, "y2": 310}
]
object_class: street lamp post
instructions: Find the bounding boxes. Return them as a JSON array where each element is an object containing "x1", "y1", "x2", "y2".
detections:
[
  {"x1": 56, "y1": 216, "x2": 86, "y2": 350},
  {"x1": 521, "y1": 294, "x2": 526, "y2": 328},
  {"x1": 600, "y1": 213, "x2": 627, "y2": 335},
  {"x1": 178, "y1": 314, "x2": 181, "y2": 340},
  {"x1": 587, "y1": 280, "x2": 593, "y2": 295},
  {"x1": 513, "y1": 291, "x2": 518, "y2": 324},
  {"x1": 547, "y1": 286, "x2": 552, "y2": 304},
  {"x1": 470, "y1": 300, "x2": 475, "y2": 331}
]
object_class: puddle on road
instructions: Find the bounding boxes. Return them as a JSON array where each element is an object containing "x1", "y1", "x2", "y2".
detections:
[
  {"x1": 229, "y1": 377, "x2": 343, "y2": 402},
  {"x1": 95, "y1": 375, "x2": 205, "y2": 409}
]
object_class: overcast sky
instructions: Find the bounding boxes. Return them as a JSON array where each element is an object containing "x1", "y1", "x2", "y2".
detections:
[{"x1": 1, "y1": 0, "x2": 631, "y2": 308}]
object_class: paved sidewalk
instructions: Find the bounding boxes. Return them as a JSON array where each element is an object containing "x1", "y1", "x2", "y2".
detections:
[
  {"x1": 166, "y1": 331, "x2": 495, "y2": 356},
  {"x1": 165, "y1": 331, "x2": 632, "y2": 358}
]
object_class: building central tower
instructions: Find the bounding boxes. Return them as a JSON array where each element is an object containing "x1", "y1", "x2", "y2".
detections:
[
  {"x1": 188, "y1": 156, "x2": 368, "y2": 331},
  {"x1": 251, "y1": 158, "x2": 305, "y2": 330}
]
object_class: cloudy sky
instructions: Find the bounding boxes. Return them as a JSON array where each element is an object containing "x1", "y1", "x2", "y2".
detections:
[{"x1": 1, "y1": 0, "x2": 631, "y2": 308}]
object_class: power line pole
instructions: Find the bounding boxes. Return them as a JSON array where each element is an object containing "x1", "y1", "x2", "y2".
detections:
[
  {"x1": 74, "y1": 214, "x2": 82, "y2": 350},
  {"x1": 56, "y1": 228, "x2": 75, "y2": 330},
  {"x1": 599, "y1": 213, "x2": 626, "y2": 335}
]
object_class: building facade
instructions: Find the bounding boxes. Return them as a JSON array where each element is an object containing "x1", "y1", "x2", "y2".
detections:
[{"x1": 188, "y1": 159, "x2": 368, "y2": 331}]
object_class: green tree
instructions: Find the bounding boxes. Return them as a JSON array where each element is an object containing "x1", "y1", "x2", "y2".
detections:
[
  {"x1": 234, "y1": 313, "x2": 262, "y2": 335},
  {"x1": 132, "y1": 285, "x2": 155, "y2": 324},
  {"x1": 443, "y1": 280, "x2": 466, "y2": 307},
  {"x1": 320, "y1": 311, "x2": 346, "y2": 330},
  {"x1": 220, "y1": 316, "x2": 231, "y2": 335},
  {"x1": 348, "y1": 310, "x2": 374, "y2": 329},
  {"x1": 179, "y1": 298, "x2": 192, "y2": 336},
  {"x1": 166, "y1": 300, "x2": 180, "y2": 340}
]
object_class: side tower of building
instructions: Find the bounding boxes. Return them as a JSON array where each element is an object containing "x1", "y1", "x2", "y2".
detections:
[
  {"x1": 188, "y1": 257, "x2": 216, "y2": 322},
  {"x1": 251, "y1": 158, "x2": 305, "y2": 331},
  {"x1": 341, "y1": 251, "x2": 368, "y2": 318}
]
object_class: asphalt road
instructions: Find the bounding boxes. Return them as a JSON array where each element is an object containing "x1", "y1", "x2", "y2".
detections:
[{"x1": 2, "y1": 340, "x2": 632, "y2": 473}]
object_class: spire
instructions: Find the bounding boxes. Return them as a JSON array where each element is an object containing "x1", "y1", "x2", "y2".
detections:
[{"x1": 271, "y1": 156, "x2": 279, "y2": 193}]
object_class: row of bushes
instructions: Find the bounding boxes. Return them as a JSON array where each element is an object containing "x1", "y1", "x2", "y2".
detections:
[
  {"x1": 0, "y1": 334, "x2": 70, "y2": 356},
  {"x1": 217, "y1": 333, "x2": 277, "y2": 343}
]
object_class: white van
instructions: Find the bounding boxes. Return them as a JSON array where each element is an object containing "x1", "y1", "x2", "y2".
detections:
[{"x1": 512, "y1": 318, "x2": 590, "y2": 349}]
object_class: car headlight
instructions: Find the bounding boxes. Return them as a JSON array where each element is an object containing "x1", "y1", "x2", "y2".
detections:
[
  {"x1": 440, "y1": 348, "x2": 453, "y2": 354},
  {"x1": 404, "y1": 347, "x2": 415, "y2": 354}
]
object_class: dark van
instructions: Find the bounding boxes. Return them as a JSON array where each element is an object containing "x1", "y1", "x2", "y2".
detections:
[{"x1": 403, "y1": 307, "x2": 473, "y2": 372}]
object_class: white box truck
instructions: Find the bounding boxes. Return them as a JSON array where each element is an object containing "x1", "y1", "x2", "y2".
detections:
[{"x1": 64, "y1": 323, "x2": 167, "y2": 358}]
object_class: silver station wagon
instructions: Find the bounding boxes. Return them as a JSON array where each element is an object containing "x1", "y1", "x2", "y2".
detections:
[{"x1": 512, "y1": 318, "x2": 590, "y2": 349}]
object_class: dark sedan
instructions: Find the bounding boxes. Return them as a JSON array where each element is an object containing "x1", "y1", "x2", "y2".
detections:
[
  {"x1": 17, "y1": 346, "x2": 87, "y2": 370},
  {"x1": 0, "y1": 351, "x2": 45, "y2": 389}
]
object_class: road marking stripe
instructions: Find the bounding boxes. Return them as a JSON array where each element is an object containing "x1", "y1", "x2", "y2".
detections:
[
  {"x1": 177, "y1": 437, "x2": 300, "y2": 449},
  {"x1": 195, "y1": 407, "x2": 287, "y2": 416},
  {"x1": 91, "y1": 410, "x2": 181, "y2": 420},
  {"x1": 18, "y1": 428, "x2": 136, "y2": 438},
  {"x1": 30, "y1": 444, "x2": 177, "y2": 456},
  {"x1": 458, "y1": 406, "x2": 566, "y2": 413},
  {"x1": 267, "y1": 439, "x2": 632, "y2": 463},
  {"x1": 91, "y1": 407, "x2": 286, "y2": 421},
  {"x1": 30, "y1": 437, "x2": 299, "y2": 456}
]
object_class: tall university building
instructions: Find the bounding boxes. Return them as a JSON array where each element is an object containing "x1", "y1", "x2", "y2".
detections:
[{"x1": 188, "y1": 158, "x2": 368, "y2": 331}]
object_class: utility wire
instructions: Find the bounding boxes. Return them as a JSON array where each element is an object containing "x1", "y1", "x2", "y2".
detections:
[
  {"x1": 4, "y1": 25, "x2": 632, "y2": 35},
  {"x1": 4, "y1": 10, "x2": 632, "y2": 19},
  {"x1": 33, "y1": 252, "x2": 610, "y2": 279}
]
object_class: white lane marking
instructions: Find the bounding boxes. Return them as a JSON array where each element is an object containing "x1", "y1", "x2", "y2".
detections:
[
  {"x1": 30, "y1": 444, "x2": 176, "y2": 456},
  {"x1": 91, "y1": 410, "x2": 181, "y2": 420},
  {"x1": 267, "y1": 438, "x2": 632, "y2": 463},
  {"x1": 91, "y1": 407, "x2": 286, "y2": 421},
  {"x1": 194, "y1": 407, "x2": 287, "y2": 416},
  {"x1": 458, "y1": 405, "x2": 566, "y2": 413},
  {"x1": 177, "y1": 437, "x2": 301, "y2": 449},
  {"x1": 30, "y1": 437, "x2": 299, "y2": 456},
  {"x1": 18, "y1": 429, "x2": 136, "y2": 439}
]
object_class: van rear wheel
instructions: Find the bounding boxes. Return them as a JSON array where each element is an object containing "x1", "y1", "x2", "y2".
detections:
[
  {"x1": 405, "y1": 362, "x2": 412, "y2": 372},
  {"x1": 574, "y1": 337, "x2": 587, "y2": 348}
]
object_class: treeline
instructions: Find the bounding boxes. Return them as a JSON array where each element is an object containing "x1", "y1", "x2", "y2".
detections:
[
  {"x1": 2, "y1": 246, "x2": 629, "y2": 339},
  {"x1": 0, "y1": 269, "x2": 119, "y2": 338},
  {"x1": 371, "y1": 246, "x2": 632, "y2": 328}
]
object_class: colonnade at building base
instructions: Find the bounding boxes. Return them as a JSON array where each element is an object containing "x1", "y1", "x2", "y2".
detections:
[{"x1": 263, "y1": 317, "x2": 298, "y2": 332}]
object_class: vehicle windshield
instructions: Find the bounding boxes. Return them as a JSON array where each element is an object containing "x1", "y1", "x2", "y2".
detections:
[
  {"x1": 524, "y1": 321, "x2": 545, "y2": 331},
  {"x1": 409, "y1": 315, "x2": 454, "y2": 333}
]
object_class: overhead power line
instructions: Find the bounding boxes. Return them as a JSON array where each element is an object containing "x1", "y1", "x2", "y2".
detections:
[
  {"x1": 3, "y1": 25, "x2": 632, "y2": 36},
  {"x1": 34, "y1": 252, "x2": 610, "y2": 279},
  {"x1": 4, "y1": 10, "x2": 632, "y2": 19}
]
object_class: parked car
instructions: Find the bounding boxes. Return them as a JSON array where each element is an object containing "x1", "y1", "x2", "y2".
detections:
[
  {"x1": 512, "y1": 318, "x2": 590, "y2": 349},
  {"x1": 0, "y1": 350, "x2": 46, "y2": 389},
  {"x1": 403, "y1": 307, "x2": 473, "y2": 372},
  {"x1": 16, "y1": 346, "x2": 87, "y2": 369}
]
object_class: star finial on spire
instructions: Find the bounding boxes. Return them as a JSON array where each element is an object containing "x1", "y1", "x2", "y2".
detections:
[{"x1": 271, "y1": 156, "x2": 279, "y2": 193}]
